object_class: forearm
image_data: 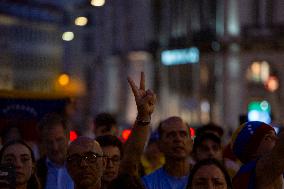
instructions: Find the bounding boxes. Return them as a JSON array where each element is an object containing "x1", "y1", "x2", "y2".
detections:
[
  {"x1": 122, "y1": 72, "x2": 156, "y2": 177},
  {"x1": 119, "y1": 120, "x2": 150, "y2": 176}
]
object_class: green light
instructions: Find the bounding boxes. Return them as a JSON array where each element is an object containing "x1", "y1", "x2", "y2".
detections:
[
  {"x1": 248, "y1": 101, "x2": 270, "y2": 113},
  {"x1": 260, "y1": 101, "x2": 269, "y2": 111}
]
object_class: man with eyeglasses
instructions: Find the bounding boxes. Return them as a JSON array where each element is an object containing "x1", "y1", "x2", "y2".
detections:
[
  {"x1": 66, "y1": 136, "x2": 106, "y2": 189},
  {"x1": 96, "y1": 135, "x2": 123, "y2": 189},
  {"x1": 67, "y1": 72, "x2": 156, "y2": 189}
]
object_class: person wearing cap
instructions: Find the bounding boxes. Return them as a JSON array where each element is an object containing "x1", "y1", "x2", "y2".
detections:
[
  {"x1": 94, "y1": 113, "x2": 118, "y2": 138},
  {"x1": 231, "y1": 121, "x2": 283, "y2": 189},
  {"x1": 192, "y1": 132, "x2": 223, "y2": 162},
  {"x1": 196, "y1": 122, "x2": 224, "y2": 138}
]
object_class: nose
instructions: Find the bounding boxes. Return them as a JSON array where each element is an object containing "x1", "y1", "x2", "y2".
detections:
[
  {"x1": 106, "y1": 158, "x2": 114, "y2": 168},
  {"x1": 174, "y1": 134, "x2": 184, "y2": 143},
  {"x1": 208, "y1": 148, "x2": 215, "y2": 157},
  {"x1": 79, "y1": 157, "x2": 88, "y2": 167},
  {"x1": 207, "y1": 181, "x2": 214, "y2": 189},
  {"x1": 14, "y1": 158, "x2": 23, "y2": 169},
  {"x1": 50, "y1": 141, "x2": 59, "y2": 152}
]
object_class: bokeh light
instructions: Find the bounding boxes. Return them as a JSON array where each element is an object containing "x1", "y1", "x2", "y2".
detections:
[
  {"x1": 62, "y1": 31, "x2": 74, "y2": 41},
  {"x1": 58, "y1": 74, "x2": 70, "y2": 86},
  {"x1": 91, "y1": 0, "x2": 105, "y2": 7},
  {"x1": 75, "y1": 17, "x2": 88, "y2": 26}
]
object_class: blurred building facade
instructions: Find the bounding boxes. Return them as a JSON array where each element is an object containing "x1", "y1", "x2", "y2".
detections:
[
  {"x1": 1, "y1": 0, "x2": 284, "y2": 133},
  {"x1": 153, "y1": 0, "x2": 284, "y2": 132},
  {"x1": 0, "y1": 1, "x2": 64, "y2": 92}
]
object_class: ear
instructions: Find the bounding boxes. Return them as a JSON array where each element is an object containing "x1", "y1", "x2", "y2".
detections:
[
  {"x1": 263, "y1": 134, "x2": 274, "y2": 142},
  {"x1": 32, "y1": 163, "x2": 36, "y2": 175},
  {"x1": 157, "y1": 140, "x2": 164, "y2": 153}
]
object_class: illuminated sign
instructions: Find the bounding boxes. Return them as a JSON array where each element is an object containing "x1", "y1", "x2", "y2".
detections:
[
  {"x1": 161, "y1": 47, "x2": 199, "y2": 66},
  {"x1": 247, "y1": 101, "x2": 271, "y2": 124}
]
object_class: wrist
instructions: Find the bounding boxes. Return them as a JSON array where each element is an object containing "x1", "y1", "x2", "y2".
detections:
[{"x1": 136, "y1": 114, "x2": 151, "y2": 126}]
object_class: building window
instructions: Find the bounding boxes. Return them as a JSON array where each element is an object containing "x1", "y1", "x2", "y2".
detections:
[{"x1": 246, "y1": 60, "x2": 270, "y2": 83}]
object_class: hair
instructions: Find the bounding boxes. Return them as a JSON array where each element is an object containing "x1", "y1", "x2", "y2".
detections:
[
  {"x1": 192, "y1": 133, "x2": 222, "y2": 154},
  {"x1": 1, "y1": 125, "x2": 22, "y2": 144},
  {"x1": 196, "y1": 122, "x2": 224, "y2": 137},
  {"x1": 157, "y1": 116, "x2": 187, "y2": 138},
  {"x1": 38, "y1": 113, "x2": 68, "y2": 137},
  {"x1": 0, "y1": 140, "x2": 41, "y2": 189},
  {"x1": 94, "y1": 113, "x2": 117, "y2": 131},
  {"x1": 96, "y1": 135, "x2": 123, "y2": 158},
  {"x1": 187, "y1": 158, "x2": 232, "y2": 189}
]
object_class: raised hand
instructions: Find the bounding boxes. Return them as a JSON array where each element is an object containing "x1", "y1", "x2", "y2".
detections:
[{"x1": 127, "y1": 72, "x2": 156, "y2": 121}]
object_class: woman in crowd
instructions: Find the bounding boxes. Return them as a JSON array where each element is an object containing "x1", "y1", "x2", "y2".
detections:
[
  {"x1": 187, "y1": 158, "x2": 232, "y2": 189},
  {"x1": 0, "y1": 140, "x2": 41, "y2": 189}
]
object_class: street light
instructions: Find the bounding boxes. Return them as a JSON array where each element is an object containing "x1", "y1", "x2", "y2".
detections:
[
  {"x1": 75, "y1": 16, "x2": 88, "y2": 26},
  {"x1": 58, "y1": 73, "x2": 70, "y2": 86},
  {"x1": 62, "y1": 31, "x2": 74, "y2": 41},
  {"x1": 91, "y1": 0, "x2": 105, "y2": 7}
]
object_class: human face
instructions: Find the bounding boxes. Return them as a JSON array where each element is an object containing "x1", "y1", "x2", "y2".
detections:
[
  {"x1": 101, "y1": 146, "x2": 121, "y2": 183},
  {"x1": 257, "y1": 130, "x2": 277, "y2": 156},
  {"x1": 43, "y1": 124, "x2": 68, "y2": 165},
  {"x1": 1, "y1": 144, "x2": 34, "y2": 187},
  {"x1": 159, "y1": 118, "x2": 192, "y2": 160},
  {"x1": 192, "y1": 165, "x2": 227, "y2": 189},
  {"x1": 195, "y1": 140, "x2": 222, "y2": 162},
  {"x1": 95, "y1": 126, "x2": 117, "y2": 138},
  {"x1": 67, "y1": 141, "x2": 106, "y2": 189}
]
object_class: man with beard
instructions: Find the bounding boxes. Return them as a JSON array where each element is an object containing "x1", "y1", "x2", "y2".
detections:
[
  {"x1": 37, "y1": 113, "x2": 74, "y2": 189},
  {"x1": 142, "y1": 116, "x2": 193, "y2": 189}
]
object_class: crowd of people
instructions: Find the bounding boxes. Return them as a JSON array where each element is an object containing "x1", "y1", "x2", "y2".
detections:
[{"x1": 0, "y1": 72, "x2": 283, "y2": 189}]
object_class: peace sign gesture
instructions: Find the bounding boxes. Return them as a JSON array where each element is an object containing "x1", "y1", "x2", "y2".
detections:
[{"x1": 127, "y1": 72, "x2": 156, "y2": 122}]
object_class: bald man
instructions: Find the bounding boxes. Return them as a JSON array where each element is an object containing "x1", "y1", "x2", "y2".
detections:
[
  {"x1": 66, "y1": 72, "x2": 156, "y2": 189},
  {"x1": 66, "y1": 136, "x2": 106, "y2": 189}
]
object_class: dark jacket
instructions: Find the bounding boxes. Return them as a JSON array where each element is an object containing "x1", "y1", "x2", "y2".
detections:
[{"x1": 36, "y1": 157, "x2": 48, "y2": 188}]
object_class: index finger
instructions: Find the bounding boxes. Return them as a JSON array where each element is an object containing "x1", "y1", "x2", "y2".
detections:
[
  {"x1": 140, "y1": 72, "x2": 145, "y2": 91},
  {"x1": 127, "y1": 77, "x2": 139, "y2": 98}
]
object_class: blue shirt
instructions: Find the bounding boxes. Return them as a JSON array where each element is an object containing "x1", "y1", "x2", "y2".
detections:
[
  {"x1": 142, "y1": 168, "x2": 188, "y2": 189},
  {"x1": 45, "y1": 158, "x2": 74, "y2": 189}
]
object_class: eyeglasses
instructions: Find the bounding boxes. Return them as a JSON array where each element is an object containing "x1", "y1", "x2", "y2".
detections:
[{"x1": 67, "y1": 152, "x2": 104, "y2": 166}]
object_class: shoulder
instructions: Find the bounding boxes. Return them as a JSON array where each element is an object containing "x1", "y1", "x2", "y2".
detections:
[
  {"x1": 143, "y1": 168, "x2": 164, "y2": 180},
  {"x1": 233, "y1": 161, "x2": 257, "y2": 189},
  {"x1": 142, "y1": 168, "x2": 165, "y2": 188}
]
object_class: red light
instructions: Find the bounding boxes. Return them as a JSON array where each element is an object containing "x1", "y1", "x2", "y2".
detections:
[
  {"x1": 70, "y1": 130, "x2": 78, "y2": 141},
  {"x1": 190, "y1": 128, "x2": 195, "y2": 137},
  {"x1": 122, "y1": 129, "x2": 131, "y2": 142}
]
